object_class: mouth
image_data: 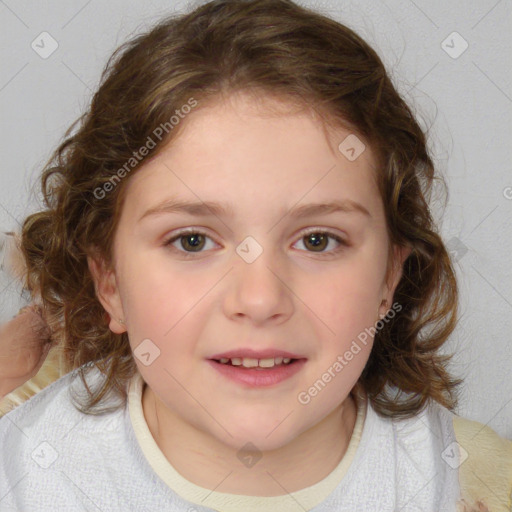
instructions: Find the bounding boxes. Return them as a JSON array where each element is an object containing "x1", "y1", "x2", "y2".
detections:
[
  {"x1": 210, "y1": 356, "x2": 302, "y2": 369},
  {"x1": 207, "y1": 351, "x2": 307, "y2": 387}
]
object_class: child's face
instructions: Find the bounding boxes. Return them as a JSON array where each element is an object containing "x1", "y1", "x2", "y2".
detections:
[{"x1": 93, "y1": 91, "x2": 404, "y2": 451}]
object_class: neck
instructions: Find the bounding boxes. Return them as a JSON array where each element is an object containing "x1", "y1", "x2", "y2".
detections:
[{"x1": 142, "y1": 384, "x2": 359, "y2": 496}]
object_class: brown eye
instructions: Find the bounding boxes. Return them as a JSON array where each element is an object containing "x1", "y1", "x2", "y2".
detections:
[
  {"x1": 303, "y1": 232, "x2": 328, "y2": 252},
  {"x1": 164, "y1": 230, "x2": 217, "y2": 257},
  {"x1": 293, "y1": 230, "x2": 347, "y2": 256},
  {"x1": 179, "y1": 233, "x2": 206, "y2": 252}
]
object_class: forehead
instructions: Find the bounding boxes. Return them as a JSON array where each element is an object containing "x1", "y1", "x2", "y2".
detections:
[{"x1": 121, "y1": 91, "x2": 381, "y2": 223}]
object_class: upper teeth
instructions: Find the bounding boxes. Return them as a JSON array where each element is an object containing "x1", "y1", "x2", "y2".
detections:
[{"x1": 218, "y1": 357, "x2": 292, "y2": 368}]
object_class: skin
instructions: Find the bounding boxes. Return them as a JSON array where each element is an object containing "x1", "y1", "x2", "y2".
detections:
[
  {"x1": 89, "y1": 91, "x2": 410, "y2": 496},
  {"x1": 0, "y1": 307, "x2": 51, "y2": 399},
  {"x1": 0, "y1": 233, "x2": 51, "y2": 399}
]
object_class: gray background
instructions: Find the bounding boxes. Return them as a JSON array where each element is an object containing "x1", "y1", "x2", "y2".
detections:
[{"x1": 0, "y1": 0, "x2": 511, "y2": 438}]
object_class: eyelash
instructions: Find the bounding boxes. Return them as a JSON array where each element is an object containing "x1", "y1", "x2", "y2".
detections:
[{"x1": 162, "y1": 228, "x2": 348, "y2": 259}]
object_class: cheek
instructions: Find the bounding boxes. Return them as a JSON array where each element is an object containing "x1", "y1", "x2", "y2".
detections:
[
  {"x1": 117, "y1": 254, "x2": 191, "y2": 340},
  {"x1": 314, "y1": 256, "x2": 386, "y2": 334},
  {"x1": 119, "y1": 258, "x2": 216, "y2": 366}
]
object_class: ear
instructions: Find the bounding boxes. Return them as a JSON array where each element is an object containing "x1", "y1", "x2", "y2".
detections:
[
  {"x1": 87, "y1": 253, "x2": 126, "y2": 334},
  {"x1": 380, "y1": 244, "x2": 412, "y2": 314}
]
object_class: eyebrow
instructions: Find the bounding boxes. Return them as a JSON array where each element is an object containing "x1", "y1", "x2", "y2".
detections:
[{"x1": 138, "y1": 198, "x2": 371, "y2": 222}]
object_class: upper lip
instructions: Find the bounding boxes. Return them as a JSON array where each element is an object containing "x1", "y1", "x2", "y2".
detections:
[{"x1": 209, "y1": 348, "x2": 306, "y2": 360}]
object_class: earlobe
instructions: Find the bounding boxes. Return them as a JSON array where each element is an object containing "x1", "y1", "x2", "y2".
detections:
[
  {"x1": 378, "y1": 299, "x2": 389, "y2": 319},
  {"x1": 87, "y1": 254, "x2": 126, "y2": 334}
]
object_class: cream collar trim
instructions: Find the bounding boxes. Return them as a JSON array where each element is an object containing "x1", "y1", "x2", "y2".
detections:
[{"x1": 128, "y1": 372, "x2": 367, "y2": 512}]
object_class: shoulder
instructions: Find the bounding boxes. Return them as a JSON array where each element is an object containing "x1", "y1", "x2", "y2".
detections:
[
  {"x1": 0, "y1": 365, "x2": 130, "y2": 509},
  {"x1": 0, "y1": 365, "x2": 82, "y2": 437},
  {"x1": 388, "y1": 399, "x2": 512, "y2": 510},
  {"x1": 453, "y1": 414, "x2": 512, "y2": 512},
  {"x1": 0, "y1": 362, "x2": 126, "y2": 434},
  {"x1": 0, "y1": 367, "x2": 80, "y2": 499},
  {"x1": 0, "y1": 364, "x2": 126, "y2": 473}
]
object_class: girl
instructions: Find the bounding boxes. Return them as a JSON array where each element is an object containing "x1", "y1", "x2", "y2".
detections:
[{"x1": 0, "y1": 0, "x2": 510, "y2": 510}]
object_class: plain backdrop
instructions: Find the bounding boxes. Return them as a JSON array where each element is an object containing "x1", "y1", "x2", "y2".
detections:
[{"x1": 0, "y1": 0, "x2": 511, "y2": 438}]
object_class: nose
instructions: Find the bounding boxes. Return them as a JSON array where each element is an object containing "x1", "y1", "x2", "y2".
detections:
[{"x1": 223, "y1": 249, "x2": 294, "y2": 326}]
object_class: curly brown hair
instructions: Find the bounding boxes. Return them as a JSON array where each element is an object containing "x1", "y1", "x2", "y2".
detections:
[{"x1": 20, "y1": 0, "x2": 462, "y2": 418}]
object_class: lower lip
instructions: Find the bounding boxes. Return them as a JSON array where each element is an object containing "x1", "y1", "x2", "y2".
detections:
[{"x1": 207, "y1": 359, "x2": 307, "y2": 387}]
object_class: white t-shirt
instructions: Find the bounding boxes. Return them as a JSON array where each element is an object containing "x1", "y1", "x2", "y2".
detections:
[{"x1": 0, "y1": 364, "x2": 465, "y2": 511}]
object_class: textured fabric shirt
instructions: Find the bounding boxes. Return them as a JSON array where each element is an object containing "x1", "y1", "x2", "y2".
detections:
[{"x1": 1, "y1": 364, "x2": 511, "y2": 511}]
